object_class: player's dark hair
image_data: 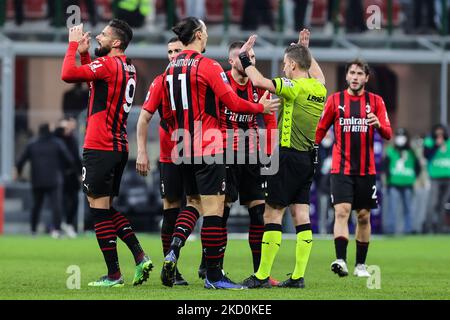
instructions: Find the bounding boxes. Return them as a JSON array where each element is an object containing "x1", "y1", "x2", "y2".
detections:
[
  {"x1": 172, "y1": 17, "x2": 204, "y2": 46},
  {"x1": 228, "y1": 41, "x2": 245, "y2": 52},
  {"x1": 168, "y1": 36, "x2": 180, "y2": 44},
  {"x1": 345, "y1": 59, "x2": 370, "y2": 76},
  {"x1": 285, "y1": 44, "x2": 311, "y2": 71},
  {"x1": 108, "y1": 19, "x2": 133, "y2": 51}
]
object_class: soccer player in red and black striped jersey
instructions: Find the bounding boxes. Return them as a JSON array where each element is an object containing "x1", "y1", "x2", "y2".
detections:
[
  {"x1": 196, "y1": 41, "x2": 278, "y2": 285},
  {"x1": 61, "y1": 21, "x2": 153, "y2": 287},
  {"x1": 159, "y1": 17, "x2": 278, "y2": 290},
  {"x1": 136, "y1": 37, "x2": 188, "y2": 286},
  {"x1": 315, "y1": 59, "x2": 392, "y2": 278}
]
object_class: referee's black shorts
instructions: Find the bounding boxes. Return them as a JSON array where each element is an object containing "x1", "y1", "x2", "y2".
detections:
[{"x1": 265, "y1": 147, "x2": 315, "y2": 208}]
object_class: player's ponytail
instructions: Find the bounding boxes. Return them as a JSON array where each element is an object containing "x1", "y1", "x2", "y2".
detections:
[{"x1": 172, "y1": 17, "x2": 203, "y2": 46}]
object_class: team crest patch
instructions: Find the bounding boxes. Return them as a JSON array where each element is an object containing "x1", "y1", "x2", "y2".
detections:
[
  {"x1": 282, "y1": 77, "x2": 294, "y2": 87},
  {"x1": 253, "y1": 91, "x2": 259, "y2": 102}
]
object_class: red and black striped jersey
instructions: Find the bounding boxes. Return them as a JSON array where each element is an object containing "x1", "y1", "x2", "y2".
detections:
[
  {"x1": 61, "y1": 41, "x2": 136, "y2": 152},
  {"x1": 220, "y1": 71, "x2": 277, "y2": 155},
  {"x1": 142, "y1": 74, "x2": 173, "y2": 163},
  {"x1": 161, "y1": 50, "x2": 264, "y2": 158},
  {"x1": 315, "y1": 90, "x2": 392, "y2": 175}
]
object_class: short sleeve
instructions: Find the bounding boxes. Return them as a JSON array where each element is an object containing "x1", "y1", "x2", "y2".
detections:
[
  {"x1": 272, "y1": 77, "x2": 298, "y2": 100},
  {"x1": 203, "y1": 59, "x2": 233, "y2": 99},
  {"x1": 142, "y1": 75, "x2": 163, "y2": 114}
]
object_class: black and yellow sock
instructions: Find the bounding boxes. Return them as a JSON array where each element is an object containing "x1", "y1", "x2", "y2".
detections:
[
  {"x1": 292, "y1": 223, "x2": 313, "y2": 280},
  {"x1": 255, "y1": 223, "x2": 282, "y2": 280}
]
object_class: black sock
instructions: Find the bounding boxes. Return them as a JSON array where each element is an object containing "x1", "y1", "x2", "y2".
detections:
[
  {"x1": 170, "y1": 206, "x2": 199, "y2": 258},
  {"x1": 218, "y1": 206, "x2": 231, "y2": 269},
  {"x1": 161, "y1": 208, "x2": 179, "y2": 256},
  {"x1": 334, "y1": 236, "x2": 348, "y2": 261},
  {"x1": 201, "y1": 216, "x2": 225, "y2": 282},
  {"x1": 92, "y1": 208, "x2": 120, "y2": 279},
  {"x1": 356, "y1": 240, "x2": 369, "y2": 265},
  {"x1": 110, "y1": 207, "x2": 145, "y2": 264},
  {"x1": 248, "y1": 203, "x2": 265, "y2": 272}
]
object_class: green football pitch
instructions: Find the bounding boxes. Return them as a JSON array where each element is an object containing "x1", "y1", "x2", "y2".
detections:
[{"x1": 1, "y1": 234, "x2": 449, "y2": 300}]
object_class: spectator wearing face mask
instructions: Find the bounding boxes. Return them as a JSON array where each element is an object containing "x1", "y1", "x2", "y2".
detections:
[
  {"x1": 383, "y1": 128, "x2": 421, "y2": 234},
  {"x1": 423, "y1": 124, "x2": 450, "y2": 233}
]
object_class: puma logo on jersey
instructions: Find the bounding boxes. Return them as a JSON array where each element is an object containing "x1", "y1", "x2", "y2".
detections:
[{"x1": 338, "y1": 105, "x2": 345, "y2": 112}]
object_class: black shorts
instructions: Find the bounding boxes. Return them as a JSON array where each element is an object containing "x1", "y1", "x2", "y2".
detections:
[
  {"x1": 330, "y1": 174, "x2": 378, "y2": 210},
  {"x1": 265, "y1": 148, "x2": 315, "y2": 207},
  {"x1": 226, "y1": 163, "x2": 265, "y2": 204},
  {"x1": 159, "y1": 162, "x2": 184, "y2": 200},
  {"x1": 82, "y1": 149, "x2": 128, "y2": 197},
  {"x1": 182, "y1": 161, "x2": 226, "y2": 196}
]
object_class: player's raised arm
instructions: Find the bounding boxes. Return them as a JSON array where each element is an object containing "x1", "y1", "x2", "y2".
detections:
[
  {"x1": 238, "y1": 35, "x2": 276, "y2": 93},
  {"x1": 61, "y1": 24, "x2": 102, "y2": 83},
  {"x1": 297, "y1": 29, "x2": 325, "y2": 85},
  {"x1": 206, "y1": 59, "x2": 278, "y2": 114}
]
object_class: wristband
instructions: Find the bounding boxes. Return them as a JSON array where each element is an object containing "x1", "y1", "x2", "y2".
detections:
[{"x1": 239, "y1": 52, "x2": 252, "y2": 70}]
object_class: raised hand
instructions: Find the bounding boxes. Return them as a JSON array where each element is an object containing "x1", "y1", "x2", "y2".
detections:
[
  {"x1": 259, "y1": 90, "x2": 279, "y2": 115},
  {"x1": 69, "y1": 23, "x2": 84, "y2": 43},
  {"x1": 239, "y1": 34, "x2": 258, "y2": 55},
  {"x1": 78, "y1": 31, "x2": 91, "y2": 54},
  {"x1": 298, "y1": 28, "x2": 310, "y2": 48}
]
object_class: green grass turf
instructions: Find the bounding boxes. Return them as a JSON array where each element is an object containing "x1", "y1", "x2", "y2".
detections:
[{"x1": 0, "y1": 234, "x2": 449, "y2": 300}]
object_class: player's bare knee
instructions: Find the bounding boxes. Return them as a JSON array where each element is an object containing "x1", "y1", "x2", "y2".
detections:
[
  {"x1": 357, "y1": 212, "x2": 370, "y2": 226},
  {"x1": 335, "y1": 204, "x2": 351, "y2": 221},
  {"x1": 263, "y1": 203, "x2": 284, "y2": 224}
]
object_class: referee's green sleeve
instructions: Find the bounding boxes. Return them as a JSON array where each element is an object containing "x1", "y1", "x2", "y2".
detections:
[{"x1": 272, "y1": 77, "x2": 297, "y2": 100}]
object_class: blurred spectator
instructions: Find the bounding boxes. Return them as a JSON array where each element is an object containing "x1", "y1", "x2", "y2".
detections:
[
  {"x1": 54, "y1": 118, "x2": 82, "y2": 238},
  {"x1": 323, "y1": 0, "x2": 337, "y2": 35},
  {"x1": 383, "y1": 128, "x2": 421, "y2": 234},
  {"x1": 15, "y1": 123, "x2": 75, "y2": 238},
  {"x1": 293, "y1": 0, "x2": 309, "y2": 31},
  {"x1": 423, "y1": 124, "x2": 450, "y2": 233},
  {"x1": 315, "y1": 129, "x2": 334, "y2": 234},
  {"x1": 185, "y1": 0, "x2": 205, "y2": 20},
  {"x1": 62, "y1": 83, "x2": 89, "y2": 118},
  {"x1": 241, "y1": 0, "x2": 274, "y2": 31},
  {"x1": 14, "y1": 0, "x2": 24, "y2": 25},
  {"x1": 345, "y1": 0, "x2": 366, "y2": 33},
  {"x1": 114, "y1": 0, "x2": 152, "y2": 28},
  {"x1": 413, "y1": 0, "x2": 437, "y2": 33}
]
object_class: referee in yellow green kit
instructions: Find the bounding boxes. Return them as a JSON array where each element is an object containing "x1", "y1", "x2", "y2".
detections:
[{"x1": 239, "y1": 29, "x2": 326, "y2": 288}]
